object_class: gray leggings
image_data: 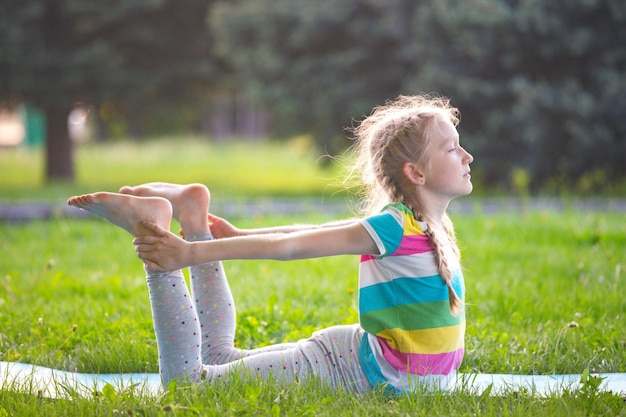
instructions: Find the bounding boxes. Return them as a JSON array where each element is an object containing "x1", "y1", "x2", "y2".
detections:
[{"x1": 145, "y1": 232, "x2": 372, "y2": 394}]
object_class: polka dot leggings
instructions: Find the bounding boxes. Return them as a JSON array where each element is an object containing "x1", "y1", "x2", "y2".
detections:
[{"x1": 145, "y1": 232, "x2": 372, "y2": 394}]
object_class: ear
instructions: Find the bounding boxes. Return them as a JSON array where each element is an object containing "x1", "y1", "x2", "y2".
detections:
[{"x1": 403, "y1": 162, "x2": 425, "y2": 185}]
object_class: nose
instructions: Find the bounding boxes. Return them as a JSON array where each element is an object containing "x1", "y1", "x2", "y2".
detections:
[{"x1": 464, "y1": 148, "x2": 473, "y2": 164}]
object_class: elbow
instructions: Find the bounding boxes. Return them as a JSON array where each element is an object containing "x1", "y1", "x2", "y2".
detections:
[
  {"x1": 272, "y1": 246, "x2": 299, "y2": 261},
  {"x1": 263, "y1": 231, "x2": 319, "y2": 261},
  {"x1": 270, "y1": 235, "x2": 301, "y2": 261}
]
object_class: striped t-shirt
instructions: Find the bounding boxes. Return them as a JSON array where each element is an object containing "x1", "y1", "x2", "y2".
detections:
[{"x1": 358, "y1": 202, "x2": 465, "y2": 392}]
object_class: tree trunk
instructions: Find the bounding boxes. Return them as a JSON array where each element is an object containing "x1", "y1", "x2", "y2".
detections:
[{"x1": 45, "y1": 105, "x2": 74, "y2": 182}]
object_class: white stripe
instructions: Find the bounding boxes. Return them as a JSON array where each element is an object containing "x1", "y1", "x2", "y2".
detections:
[{"x1": 359, "y1": 252, "x2": 440, "y2": 287}]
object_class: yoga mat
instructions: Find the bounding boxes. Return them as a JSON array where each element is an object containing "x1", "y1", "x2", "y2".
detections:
[
  {"x1": 1, "y1": 362, "x2": 625, "y2": 399},
  {"x1": 0, "y1": 362, "x2": 162, "y2": 398}
]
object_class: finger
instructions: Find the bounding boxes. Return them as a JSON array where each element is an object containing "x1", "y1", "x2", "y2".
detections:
[
  {"x1": 134, "y1": 243, "x2": 152, "y2": 254},
  {"x1": 136, "y1": 250, "x2": 161, "y2": 266},
  {"x1": 133, "y1": 235, "x2": 158, "y2": 245}
]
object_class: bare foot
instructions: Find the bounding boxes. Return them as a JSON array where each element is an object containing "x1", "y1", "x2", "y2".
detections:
[
  {"x1": 67, "y1": 192, "x2": 172, "y2": 236},
  {"x1": 119, "y1": 182, "x2": 210, "y2": 235}
]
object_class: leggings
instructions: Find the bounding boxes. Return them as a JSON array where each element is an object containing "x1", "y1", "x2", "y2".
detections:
[{"x1": 145, "y1": 231, "x2": 372, "y2": 394}]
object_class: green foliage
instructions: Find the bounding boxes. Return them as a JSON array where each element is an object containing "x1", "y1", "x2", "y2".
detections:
[
  {"x1": 212, "y1": 0, "x2": 626, "y2": 191},
  {"x1": 403, "y1": 0, "x2": 626, "y2": 190},
  {"x1": 0, "y1": 0, "x2": 216, "y2": 107},
  {"x1": 211, "y1": 0, "x2": 409, "y2": 154},
  {"x1": 0, "y1": 0, "x2": 218, "y2": 180},
  {"x1": 2, "y1": 0, "x2": 625, "y2": 188}
]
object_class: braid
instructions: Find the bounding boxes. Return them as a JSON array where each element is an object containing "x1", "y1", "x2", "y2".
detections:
[
  {"x1": 442, "y1": 214, "x2": 461, "y2": 259},
  {"x1": 417, "y1": 213, "x2": 463, "y2": 315}
]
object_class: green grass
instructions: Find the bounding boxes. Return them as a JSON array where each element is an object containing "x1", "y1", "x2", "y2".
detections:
[
  {"x1": 0, "y1": 137, "x2": 346, "y2": 201},
  {"x1": 1, "y1": 211, "x2": 624, "y2": 416},
  {"x1": 0, "y1": 140, "x2": 625, "y2": 415}
]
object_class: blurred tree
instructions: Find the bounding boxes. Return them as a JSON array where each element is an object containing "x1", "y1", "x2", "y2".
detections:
[
  {"x1": 0, "y1": 0, "x2": 217, "y2": 182},
  {"x1": 211, "y1": 0, "x2": 414, "y2": 156},
  {"x1": 404, "y1": 0, "x2": 626, "y2": 190},
  {"x1": 213, "y1": 0, "x2": 625, "y2": 190},
  {"x1": 3, "y1": 0, "x2": 623, "y2": 190}
]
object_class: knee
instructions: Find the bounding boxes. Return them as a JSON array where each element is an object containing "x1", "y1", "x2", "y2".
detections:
[{"x1": 203, "y1": 345, "x2": 244, "y2": 365}]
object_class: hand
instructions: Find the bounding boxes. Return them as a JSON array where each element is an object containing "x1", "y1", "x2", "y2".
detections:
[
  {"x1": 208, "y1": 213, "x2": 241, "y2": 239},
  {"x1": 133, "y1": 222, "x2": 192, "y2": 272}
]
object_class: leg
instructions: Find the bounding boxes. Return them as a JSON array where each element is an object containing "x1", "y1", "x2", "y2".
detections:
[
  {"x1": 187, "y1": 237, "x2": 300, "y2": 365},
  {"x1": 147, "y1": 269, "x2": 204, "y2": 384},
  {"x1": 119, "y1": 183, "x2": 209, "y2": 234},
  {"x1": 202, "y1": 325, "x2": 372, "y2": 393},
  {"x1": 120, "y1": 183, "x2": 238, "y2": 363},
  {"x1": 68, "y1": 191, "x2": 205, "y2": 384},
  {"x1": 120, "y1": 183, "x2": 297, "y2": 365}
]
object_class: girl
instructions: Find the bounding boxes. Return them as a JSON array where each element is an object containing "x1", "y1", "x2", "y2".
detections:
[{"x1": 67, "y1": 94, "x2": 474, "y2": 394}]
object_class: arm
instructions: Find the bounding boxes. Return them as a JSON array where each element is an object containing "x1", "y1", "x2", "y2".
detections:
[
  {"x1": 135, "y1": 220, "x2": 379, "y2": 272},
  {"x1": 208, "y1": 213, "x2": 358, "y2": 238}
]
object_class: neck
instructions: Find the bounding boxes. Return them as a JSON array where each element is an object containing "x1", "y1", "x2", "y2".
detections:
[{"x1": 408, "y1": 196, "x2": 450, "y2": 226}]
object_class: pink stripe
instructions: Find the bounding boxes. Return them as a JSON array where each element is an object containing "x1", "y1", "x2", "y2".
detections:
[
  {"x1": 379, "y1": 338, "x2": 464, "y2": 376},
  {"x1": 360, "y1": 236, "x2": 433, "y2": 262},
  {"x1": 391, "y1": 235, "x2": 434, "y2": 256}
]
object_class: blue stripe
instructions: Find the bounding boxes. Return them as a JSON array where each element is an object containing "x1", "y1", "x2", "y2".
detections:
[
  {"x1": 359, "y1": 334, "x2": 403, "y2": 396},
  {"x1": 359, "y1": 272, "x2": 464, "y2": 315}
]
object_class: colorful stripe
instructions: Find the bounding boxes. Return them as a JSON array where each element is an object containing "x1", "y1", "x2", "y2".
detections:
[
  {"x1": 357, "y1": 202, "x2": 466, "y2": 390},
  {"x1": 375, "y1": 324, "x2": 465, "y2": 353},
  {"x1": 359, "y1": 252, "x2": 441, "y2": 287},
  {"x1": 359, "y1": 334, "x2": 404, "y2": 395},
  {"x1": 378, "y1": 337, "x2": 464, "y2": 376},
  {"x1": 361, "y1": 210, "x2": 404, "y2": 255},
  {"x1": 360, "y1": 275, "x2": 453, "y2": 311},
  {"x1": 361, "y1": 233, "x2": 433, "y2": 260},
  {"x1": 389, "y1": 234, "x2": 434, "y2": 256},
  {"x1": 360, "y1": 300, "x2": 464, "y2": 331}
]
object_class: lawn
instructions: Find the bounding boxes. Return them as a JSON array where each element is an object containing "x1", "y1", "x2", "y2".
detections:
[
  {"x1": 0, "y1": 139, "x2": 624, "y2": 416},
  {"x1": 0, "y1": 137, "x2": 347, "y2": 201}
]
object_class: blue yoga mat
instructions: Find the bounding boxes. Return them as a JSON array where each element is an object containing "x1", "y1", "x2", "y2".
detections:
[{"x1": 1, "y1": 362, "x2": 625, "y2": 398}]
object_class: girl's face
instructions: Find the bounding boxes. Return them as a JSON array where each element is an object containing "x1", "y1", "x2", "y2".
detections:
[{"x1": 421, "y1": 117, "x2": 474, "y2": 200}]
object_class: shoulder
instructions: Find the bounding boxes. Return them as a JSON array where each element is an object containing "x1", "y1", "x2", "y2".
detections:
[
  {"x1": 360, "y1": 203, "x2": 404, "y2": 231},
  {"x1": 359, "y1": 202, "x2": 426, "y2": 256},
  {"x1": 378, "y1": 203, "x2": 428, "y2": 235}
]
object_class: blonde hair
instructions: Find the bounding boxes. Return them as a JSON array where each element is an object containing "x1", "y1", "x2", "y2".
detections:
[{"x1": 346, "y1": 94, "x2": 463, "y2": 314}]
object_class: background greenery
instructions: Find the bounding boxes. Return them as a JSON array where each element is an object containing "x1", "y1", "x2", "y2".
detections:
[{"x1": 1, "y1": 0, "x2": 625, "y2": 192}]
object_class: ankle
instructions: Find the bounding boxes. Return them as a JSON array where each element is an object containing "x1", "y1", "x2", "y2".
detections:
[{"x1": 185, "y1": 231, "x2": 213, "y2": 242}]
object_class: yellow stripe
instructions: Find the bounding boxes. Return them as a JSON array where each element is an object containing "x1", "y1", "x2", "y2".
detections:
[
  {"x1": 377, "y1": 322, "x2": 465, "y2": 354},
  {"x1": 401, "y1": 211, "x2": 426, "y2": 236}
]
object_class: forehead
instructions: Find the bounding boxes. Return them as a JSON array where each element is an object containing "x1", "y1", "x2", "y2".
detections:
[{"x1": 433, "y1": 117, "x2": 458, "y2": 142}]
